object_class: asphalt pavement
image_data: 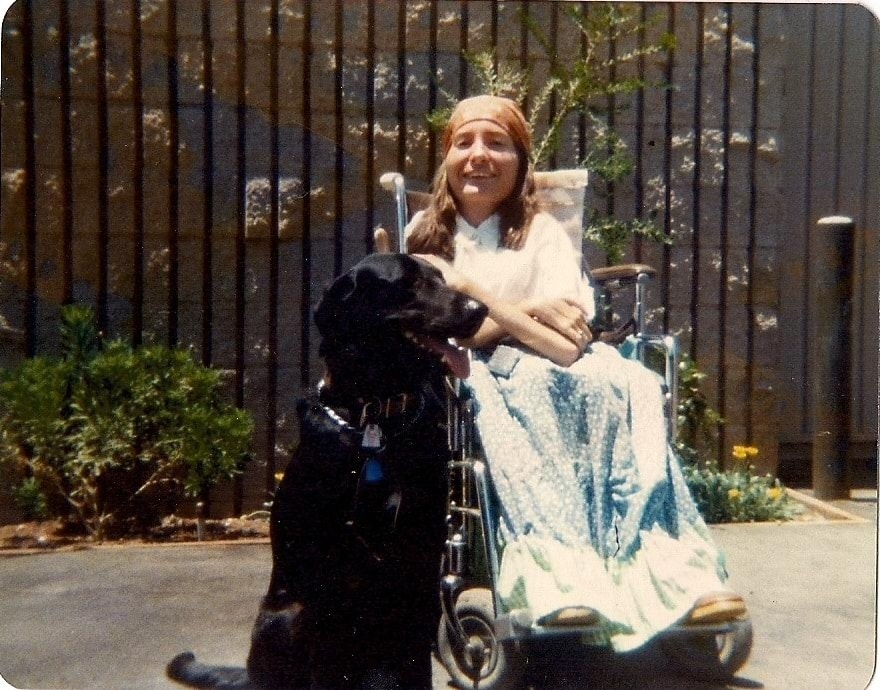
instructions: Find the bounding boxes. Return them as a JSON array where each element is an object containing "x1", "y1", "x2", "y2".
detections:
[{"x1": 0, "y1": 492, "x2": 876, "y2": 690}]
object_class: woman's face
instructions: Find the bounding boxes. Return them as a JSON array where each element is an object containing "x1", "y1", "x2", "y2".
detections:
[{"x1": 444, "y1": 119, "x2": 521, "y2": 224}]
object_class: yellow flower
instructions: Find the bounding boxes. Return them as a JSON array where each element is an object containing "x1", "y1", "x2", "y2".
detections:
[
  {"x1": 767, "y1": 487, "x2": 783, "y2": 501},
  {"x1": 731, "y1": 446, "x2": 749, "y2": 460},
  {"x1": 274, "y1": 471, "x2": 285, "y2": 484},
  {"x1": 727, "y1": 488, "x2": 742, "y2": 501},
  {"x1": 732, "y1": 444, "x2": 760, "y2": 460}
]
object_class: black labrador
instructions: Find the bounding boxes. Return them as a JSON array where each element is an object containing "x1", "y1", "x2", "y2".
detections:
[{"x1": 168, "y1": 253, "x2": 487, "y2": 690}]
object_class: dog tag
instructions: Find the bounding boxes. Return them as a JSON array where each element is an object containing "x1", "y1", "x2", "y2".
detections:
[
  {"x1": 363, "y1": 456, "x2": 385, "y2": 483},
  {"x1": 362, "y1": 423, "x2": 383, "y2": 449}
]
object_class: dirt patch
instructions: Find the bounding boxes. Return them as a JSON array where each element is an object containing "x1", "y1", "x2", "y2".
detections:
[
  {"x1": 0, "y1": 514, "x2": 270, "y2": 551},
  {"x1": 0, "y1": 490, "x2": 865, "y2": 552}
]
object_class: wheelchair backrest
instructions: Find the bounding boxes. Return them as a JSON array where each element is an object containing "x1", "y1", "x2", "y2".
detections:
[{"x1": 382, "y1": 169, "x2": 589, "y2": 264}]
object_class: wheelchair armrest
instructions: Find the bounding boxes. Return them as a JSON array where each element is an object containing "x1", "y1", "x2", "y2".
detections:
[
  {"x1": 591, "y1": 264, "x2": 658, "y2": 345},
  {"x1": 590, "y1": 263, "x2": 657, "y2": 286}
]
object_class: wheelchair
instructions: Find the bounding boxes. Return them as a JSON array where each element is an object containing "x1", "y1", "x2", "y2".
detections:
[{"x1": 380, "y1": 170, "x2": 753, "y2": 689}]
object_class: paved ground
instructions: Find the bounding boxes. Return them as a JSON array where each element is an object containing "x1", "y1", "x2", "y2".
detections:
[{"x1": 0, "y1": 492, "x2": 876, "y2": 690}]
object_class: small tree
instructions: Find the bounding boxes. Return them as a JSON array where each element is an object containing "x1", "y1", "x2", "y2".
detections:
[{"x1": 0, "y1": 306, "x2": 253, "y2": 539}]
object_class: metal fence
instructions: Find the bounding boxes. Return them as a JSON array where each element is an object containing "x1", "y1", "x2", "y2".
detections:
[{"x1": 1, "y1": 1, "x2": 877, "y2": 517}]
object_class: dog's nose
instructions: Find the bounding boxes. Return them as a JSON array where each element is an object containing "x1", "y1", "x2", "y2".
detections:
[{"x1": 464, "y1": 298, "x2": 488, "y2": 319}]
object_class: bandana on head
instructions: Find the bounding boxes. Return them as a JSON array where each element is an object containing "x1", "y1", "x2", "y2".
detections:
[{"x1": 443, "y1": 95, "x2": 532, "y2": 157}]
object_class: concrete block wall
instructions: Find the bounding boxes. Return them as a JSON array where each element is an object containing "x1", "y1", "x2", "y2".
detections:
[{"x1": 2, "y1": 1, "x2": 874, "y2": 519}]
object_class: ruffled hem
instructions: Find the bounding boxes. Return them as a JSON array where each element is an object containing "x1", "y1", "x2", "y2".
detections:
[{"x1": 496, "y1": 524, "x2": 729, "y2": 652}]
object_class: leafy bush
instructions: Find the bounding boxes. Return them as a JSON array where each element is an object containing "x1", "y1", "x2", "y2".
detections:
[
  {"x1": 0, "y1": 305, "x2": 253, "y2": 539},
  {"x1": 683, "y1": 446, "x2": 802, "y2": 524},
  {"x1": 674, "y1": 359, "x2": 800, "y2": 523},
  {"x1": 10, "y1": 476, "x2": 49, "y2": 520}
]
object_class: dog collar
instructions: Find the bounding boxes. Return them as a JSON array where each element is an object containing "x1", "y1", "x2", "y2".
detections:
[
  {"x1": 354, "y1": 393, "x2": 419, "y2": 427},
  {"x1": 317, "y1": 380, "x2": 426, "y2": 431}
]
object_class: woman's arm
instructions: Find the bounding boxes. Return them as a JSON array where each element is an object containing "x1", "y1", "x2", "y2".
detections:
[{"x1": 416, "y1": 255, "x2": 590, "y2": 367}]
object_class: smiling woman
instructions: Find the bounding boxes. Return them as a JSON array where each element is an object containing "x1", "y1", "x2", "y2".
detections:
[
  {"x1": 404, "y1": 94, "x2": 750, "y2": 659},
  {"x1": 409, "y1": 95, "x2": 593, "y2": 367}
]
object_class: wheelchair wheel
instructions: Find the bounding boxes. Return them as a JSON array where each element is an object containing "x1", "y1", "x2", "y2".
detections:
[
  {"x1": 437, "y1": 587, "x2": 525, "y2": 690},
  {"x1": 660, "y1": 617, "x2": 753, "y2": 681}
]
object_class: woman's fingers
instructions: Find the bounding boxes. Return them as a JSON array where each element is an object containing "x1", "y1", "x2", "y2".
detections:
[
  {"x1": 531, "y1": 298, "x2": 591, "y2": 347},
  {"x1": 373, "y1": 227, "x2": 392, "y2": 254},
  {"x1": 531, "y1": 298, "x2": 588, "y2": 334}
]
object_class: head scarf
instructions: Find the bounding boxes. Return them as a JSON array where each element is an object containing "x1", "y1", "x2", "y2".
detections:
[{"x1": 442, "y1": 95, "x2": 532, "y2": 157}]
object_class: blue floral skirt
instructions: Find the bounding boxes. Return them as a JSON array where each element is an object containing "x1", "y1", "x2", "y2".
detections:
[{"x1": 465, "y1": 343, "x2": 729, "y2": 651}]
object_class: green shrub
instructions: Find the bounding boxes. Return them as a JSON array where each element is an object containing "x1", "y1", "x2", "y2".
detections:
[
  {"x1": 683, "y1": 447, "x2": 802, "y2": 524},
  {"x1": 674, "y1": 358, "x2": 800, "y2": 523},
  {"x1": 10, "y1": 476, "x2": 49, "y2": 521},
  {"x1": 0, "y1": 306, "x2": 253, "y2": 539}
]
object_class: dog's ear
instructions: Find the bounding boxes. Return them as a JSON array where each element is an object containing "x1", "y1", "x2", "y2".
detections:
[{"x1": 314, "y1": 273, "x2": 356, "y2": 339}]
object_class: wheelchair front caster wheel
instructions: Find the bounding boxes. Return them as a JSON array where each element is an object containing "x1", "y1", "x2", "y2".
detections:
[
  {"x1": 660, "y1": 617, "x2": 753, "y2": 681},
  {"x1": 437, "y1": 588, "x2": 525, "y2": 690}
]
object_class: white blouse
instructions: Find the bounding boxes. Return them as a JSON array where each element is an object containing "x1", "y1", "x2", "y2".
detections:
[{"x1": 407, "y1": 211, "x2": 596, "y2": 322}]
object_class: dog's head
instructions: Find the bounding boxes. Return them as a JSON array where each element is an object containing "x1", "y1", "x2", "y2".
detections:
[{"x1": 314, "y1": 254, "x2": 487, "y2": 397}]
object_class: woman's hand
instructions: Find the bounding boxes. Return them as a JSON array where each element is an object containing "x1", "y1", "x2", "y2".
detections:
[{"x1": 524, "y1": 297, "x2": 593, "y2": 349}]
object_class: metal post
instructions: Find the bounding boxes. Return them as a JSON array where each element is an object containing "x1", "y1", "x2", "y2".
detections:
[{"x1": 809, "y1": 216, "x2": 854, "y2": 499}]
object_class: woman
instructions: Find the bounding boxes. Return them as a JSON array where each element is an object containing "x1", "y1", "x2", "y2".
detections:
[{"x1": 405, "y1": 95, "x2": 746, "y2": 652}]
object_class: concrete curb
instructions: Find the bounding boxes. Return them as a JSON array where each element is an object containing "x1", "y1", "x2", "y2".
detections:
[
  {"x1": 784, "y1": 487, "x2": 870, "y2": 523},
  {"x1": 0, "y1": 536, "x2": 270, "y2": 558}
]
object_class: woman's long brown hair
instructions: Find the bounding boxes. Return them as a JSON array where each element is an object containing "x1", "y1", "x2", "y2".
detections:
[{"x1": 405, "y1": 148, "x2": 541, "y2": 260}]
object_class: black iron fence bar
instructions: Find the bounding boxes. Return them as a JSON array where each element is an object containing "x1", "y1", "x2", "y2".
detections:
[
  {"x1": 577, "y1": 3, "x2": 588, "y2": 166},
  {"x1": 717, "y1": 2, "x2": 733, "y2": 458},
  {"x1": 519, "y1": 1, "x2": 530, "y2": 114},
  {"x1": 800, "y1": 5, "x2": 818, "y2": 436},
  {"x1": 547, "y1": 3, "x2": 559, "y2": 172},
  {"x1": 132, "y1": 0, "x2": 145, "y2": 346},
  {"x1": 23, "y1": 0, "x2": 37, "y2": 358},
  {"x1": 334, "y1": 0, "x2": 344, "y2": 276},
  {"x1": 396, "y1": 0, "x2": 407, "y2": 178},
  {"x1": 165, "y1": 0, "x2": 179, "y2": 347},
  {"x1": 426, "y1": 0, "x2": 438, "y2": 180},
  {"x1": 459, "y1": 0, "x2": 470, "y2": 100},
  {"x1": 662, "y1": 3, "x2": 675, "y2": 335},
  {"x1": 266, "y1": 0, "x2": 281, "y2": 494},
  {"x1": 633, "y1": 2, "x2": 647, "y2": 264},
  {"x1": 300, "y1": 0, "x2": 313, "y2": 390},
  {"x1": 59, "y1": 0, "x2": 74, "y2": 307},
  {"x1": 690, "y1": 3, "x2": 705, "y2": 359},
  {"x1": 746, "y1": 3, "x2": 762, "y2": 442},
  {"x1": 201, "y1": 0, "x2": 214, "y2": 365},
  {"x1": 605, "y1": 16, "x2": 617, "y2": 258},
  {"x1": 364, "y1": 0, "x2": 376, "y2": 252},
  {"x1": 832, "y1": 5, "x2": 846, "y2": 212},
  {"x1": 96, "y1": 0, "x2": 110, "y2": 335},
  {"x1": 233, "y1": 0, "x2": 247, "y2": 516},
  {"x1": 490, "y1": 0, "x2": 499, "y2": 72},
  {"x1": 855, "y1": 18, "x2": 876, "y2": 434}
]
